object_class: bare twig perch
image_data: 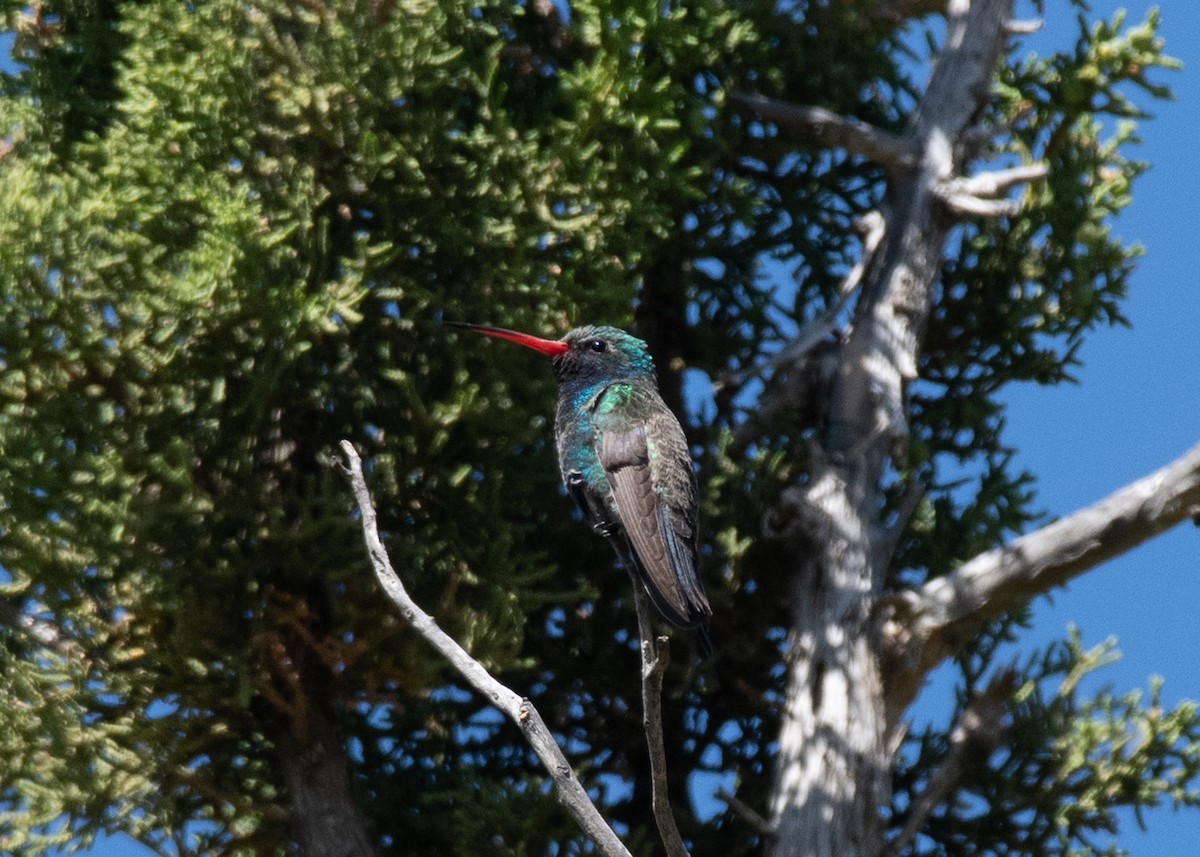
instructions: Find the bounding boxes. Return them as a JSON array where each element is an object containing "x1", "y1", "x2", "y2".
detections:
[
  {"x1": 338, "y1": 441, "x2": 633, "y2": 857},
  {"x1": 630, "y1": 583, "x2": 690, "y2": 857}
]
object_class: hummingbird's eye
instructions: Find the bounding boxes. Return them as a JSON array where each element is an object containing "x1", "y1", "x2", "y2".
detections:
[{"x1": 589, "y1": 339, "x2": 608, "y2": 353}]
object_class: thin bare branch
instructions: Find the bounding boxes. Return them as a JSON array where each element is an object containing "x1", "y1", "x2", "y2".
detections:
[
  {"x1": 715, "y1": 789, "x2": 777, "y2": 839},
  {"x1": 939, "y1": 193, "x2": 1021, "y2": 218},
  {"x1": 728, "y1": 92, "x2": 918, "y2": 177},
  {"x1": 630, "y1": 583, "x2": 690, "y2": 857},
  {"x1": 765, "y1": 211, "x2": 885, "y2": 377},
  {"x1": 936, "y1": 163, "x2": 1048, "y2": 218},
  {"x1": 948, "y1": 163, "x2": 1049, "y2": 197},
  {"x1": 727, "y1": 212, "x2": 884, "y2": 449},
  {"x1": 1004, "y1": 18, "x2": 1044, "y2": 35},
  {"x1": 338, "y1": 441, "x2": 633, "y2": 857},
  {"x1": 881, "y1": 440, "x2": 1200, "y2": 714},
  {"x1": 884, "y1": 671, "x2": 1013, "y2": 857}
]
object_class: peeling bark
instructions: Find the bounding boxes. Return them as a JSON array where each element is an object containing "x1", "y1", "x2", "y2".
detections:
[
  {"x1": 763, "y1": 2, "x2": 1017, "y2": 856},
  {"x1": 768, "y1": 467, "x2": 888, "y2": 857}
]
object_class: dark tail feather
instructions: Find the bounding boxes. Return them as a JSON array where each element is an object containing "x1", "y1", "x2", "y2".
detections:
[{"x1": 611, "y1": 535, "x2": 713, "y2": 658}]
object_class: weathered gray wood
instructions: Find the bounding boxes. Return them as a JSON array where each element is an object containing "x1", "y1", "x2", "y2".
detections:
[
  {"x1": 339, "y1": 441, "x2": 634, "y2": 857},
  {"x1": 764, "y1": 3, "x2": 1019, "y2": 855},
  {"x1": 881, "y1": 440, "x2": 1200, "y2": 716}
]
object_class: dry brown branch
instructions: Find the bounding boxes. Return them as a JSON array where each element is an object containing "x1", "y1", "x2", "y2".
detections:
[{"x1": 630, "y1": 583, "x2": 690, "y2": 857}]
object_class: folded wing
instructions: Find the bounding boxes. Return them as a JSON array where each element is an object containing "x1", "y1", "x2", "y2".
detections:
[{"x1": 597, "y1": 424, "x2": 710, "y2": 631}]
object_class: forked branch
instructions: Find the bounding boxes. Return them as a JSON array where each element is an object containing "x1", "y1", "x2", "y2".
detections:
[
  {"x1": 338, "y1": 441, "x2": 632, "y2": 857},
  {"x1": 936, "y1": 164, "x2": 1049, "y2": 219}
]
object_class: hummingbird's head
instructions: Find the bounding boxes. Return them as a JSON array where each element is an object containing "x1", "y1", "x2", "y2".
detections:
[
  {"x1": 553, "y1": 325, "x2": 656, "y2": 386},
  {"x1": 448, "y1": 322, "x2": 657, "y2": 388}
]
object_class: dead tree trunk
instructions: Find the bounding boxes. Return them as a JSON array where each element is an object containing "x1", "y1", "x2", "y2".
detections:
[{"x1": 747, "y1": 2, "x2": 1021, "y2": 855}]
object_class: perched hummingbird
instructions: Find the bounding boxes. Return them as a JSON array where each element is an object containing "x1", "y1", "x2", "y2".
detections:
[{"x1": 451, "y1": 322, "x2": 712, "y2": 653}]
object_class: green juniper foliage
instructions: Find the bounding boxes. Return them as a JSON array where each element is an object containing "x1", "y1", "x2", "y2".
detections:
[{"x1": 0, "y1": 1, "x2": 1195, "y2": 855}]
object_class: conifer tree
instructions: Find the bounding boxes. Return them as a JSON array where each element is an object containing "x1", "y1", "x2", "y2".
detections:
[{"x1": 0, "y1": 1, "x2": 1196, "y2": 856}]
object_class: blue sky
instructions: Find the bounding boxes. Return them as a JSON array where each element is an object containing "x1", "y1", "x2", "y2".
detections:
[
  {"x1": 18, "y1": 1, "x2": 1200, "y2": 855},
  {"x1": 925, "y1": 2, "x2": 1200, "y2": 854}
]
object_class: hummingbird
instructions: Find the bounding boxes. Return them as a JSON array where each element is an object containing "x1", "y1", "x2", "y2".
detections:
[{"x1": 450, "y1": 322, "x2": 712, "y2": 654}]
